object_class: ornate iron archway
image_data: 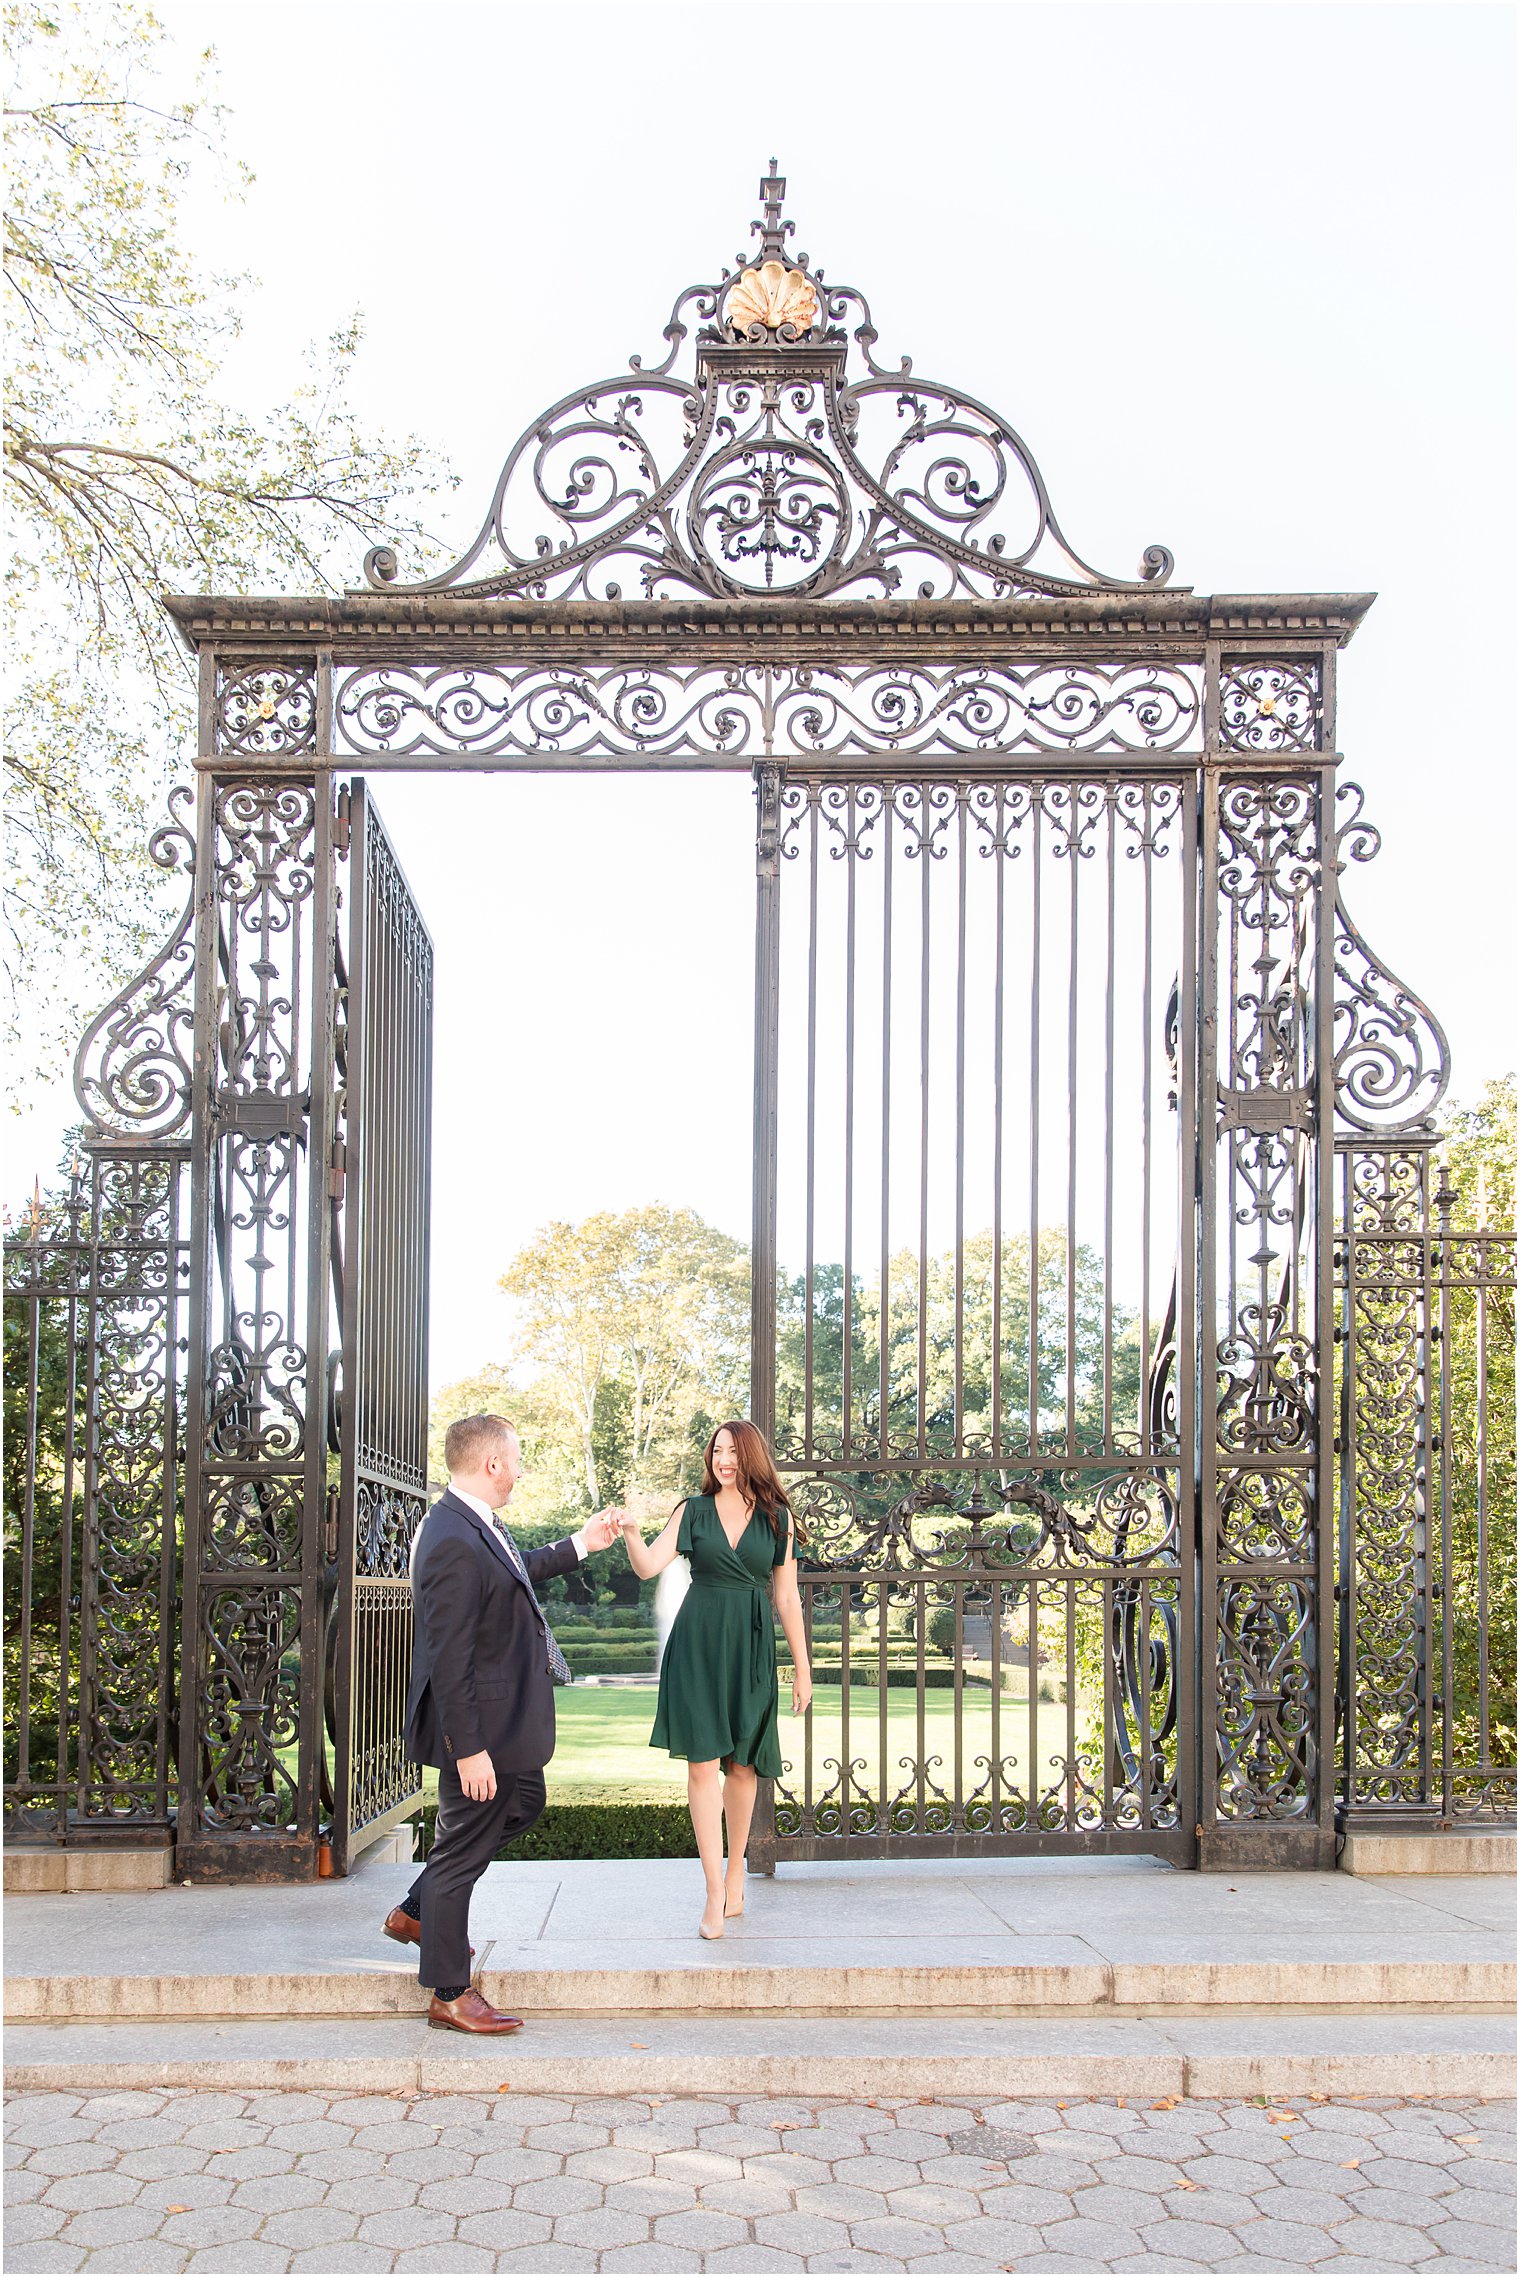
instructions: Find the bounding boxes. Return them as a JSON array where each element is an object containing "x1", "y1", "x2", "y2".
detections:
[{"x1": 6, "y1": 165, "x2": 1513, "y2": 1878}]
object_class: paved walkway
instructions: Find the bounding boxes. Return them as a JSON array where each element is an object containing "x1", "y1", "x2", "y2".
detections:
[
  {"x1": 7, "y1": 1857, "x2": 1515, "y2": 2015},
  {"x1": 4, "y1": 2086, "x2": 1514, "y2": 2273}
]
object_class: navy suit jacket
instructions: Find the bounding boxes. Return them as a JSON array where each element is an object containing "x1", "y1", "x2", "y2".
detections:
[{"x1": 404, "y1": 1490, "x2": 580, "y2": 1772}]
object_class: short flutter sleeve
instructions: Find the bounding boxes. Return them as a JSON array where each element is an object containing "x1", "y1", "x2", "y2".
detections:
[
  {"x1": 771, "y1": 1512, "x2": 793, "y2": 1567},
  {"x1": 675, "y1": 1499, "x2": 694, "y2": 1558}
]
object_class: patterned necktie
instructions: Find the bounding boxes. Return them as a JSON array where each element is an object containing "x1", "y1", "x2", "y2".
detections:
[{"x1": 490, "y1": 1516, "x2": 572, "y2": 1685}]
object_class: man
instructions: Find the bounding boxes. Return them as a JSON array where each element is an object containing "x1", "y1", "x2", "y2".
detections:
[{"x1": 382, "y1": 1412, "x2": 621, "y2": 2033}]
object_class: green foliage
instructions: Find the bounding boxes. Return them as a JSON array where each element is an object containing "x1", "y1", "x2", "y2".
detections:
[
  {"x1": 776, "y1": 1231, "x2": 1145, "y2": 1458},
  {"x1": 1441, "y1": 1077, "x2": 1517, "y2": 1771},
  {"x1": 561, "y1": 1651, "x2": 657, "y2": 1676},
  {"x1": 496, "y1": 1205, "x2": 750, "y2": 1511},
  {"x1": 418, "y1": 1798, "x2": 696, "y2": 1862},
  {"x1": 4, "y1": 3, "x2": 448, "y2": 1077},
  {"x1": 803, "y1": 1664, "x2": 1022, "y2": 1691},
  {"x1": 926, "y1": 1604, "x2": 959, "y2": 1655}
]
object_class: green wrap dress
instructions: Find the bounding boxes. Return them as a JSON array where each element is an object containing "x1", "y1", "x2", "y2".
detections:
[{"x1": 650, "y1": 1495, "x2": 789, "y2": 1774}]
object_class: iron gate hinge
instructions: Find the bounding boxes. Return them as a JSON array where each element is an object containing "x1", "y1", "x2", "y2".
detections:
[
  {"x1": 328, "y1": 1138, "x2": 346, "y2": 1201},
  {"x1": 334, "y1": 785, "x2": 352, "y2": 857}
]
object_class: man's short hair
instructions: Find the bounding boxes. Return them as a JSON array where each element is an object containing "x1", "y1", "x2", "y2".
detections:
[{"x1": 444, "y1": 1413, "x2": 516, "y2": 1476}]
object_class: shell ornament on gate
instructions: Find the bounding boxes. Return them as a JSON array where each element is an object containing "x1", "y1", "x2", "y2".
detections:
[{"x1": 724, "y1": 260, "x2": 819, "y2": 338}]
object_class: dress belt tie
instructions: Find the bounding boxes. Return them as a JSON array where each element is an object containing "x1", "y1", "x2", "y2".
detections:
[{"x1": 690, "y1": 1577, "x2": 771, "y2": 1691}]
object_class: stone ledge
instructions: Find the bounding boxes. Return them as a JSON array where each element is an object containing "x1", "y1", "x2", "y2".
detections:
[
  {"x1": 5, "y1": 2008, "x2": 1512, "y2": 2100},
  {"x1": 1341, "y1": 1829, "x2": 1518, "y2": 1876},
  {"x1": 4, "y1": 1845, "x2": 172, "y2": 1895},
  {"x1": 9, "y1": 1950, "x2": 1512, "y2": 2022}
]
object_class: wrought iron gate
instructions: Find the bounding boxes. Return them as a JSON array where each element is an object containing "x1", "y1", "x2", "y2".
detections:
[
  {"x1": 327, "y1": 783, "x2": 433, "y2": 1870},
  {"x1": 5, "y1": 162, "x2": 1513, "y2": 1876},
  {"x1": 755, "y1": 767, "x2": 1199, "y2": 1860}
]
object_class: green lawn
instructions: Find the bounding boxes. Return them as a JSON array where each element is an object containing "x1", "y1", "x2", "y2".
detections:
[{"x1": 535, "y1": 1680, "x2": 1089, "y2": 1808}]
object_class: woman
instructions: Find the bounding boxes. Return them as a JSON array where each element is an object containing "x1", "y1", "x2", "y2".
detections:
[{"x1": 621, "y1": 1420, "x2": 811, "y2": 1939}]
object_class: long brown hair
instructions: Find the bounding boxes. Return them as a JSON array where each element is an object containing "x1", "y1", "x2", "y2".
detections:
[{"x1": 700, "y1": 1419, "x2": 801, "y2": 1550}]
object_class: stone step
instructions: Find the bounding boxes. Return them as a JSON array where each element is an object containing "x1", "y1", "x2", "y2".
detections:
[
  {"x1": 5, "y1": 2009, "x2": 1513, "y2": 2100},
  {"x1": 8, "y1": 1938, "x2": 1514, "y2": 2022}
]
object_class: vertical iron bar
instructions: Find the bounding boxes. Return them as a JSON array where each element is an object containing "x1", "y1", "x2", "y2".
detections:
[
  {"x1": 917, "y1": 781, "x2": 931, "y2": 1462},
  {"x1": 804, "y1": 787, "x2": 818, "y2": 1459},
  {"x1": 1177, "y1": 772, "x2": 1200, "y2": 1852},
  {"x1": 954, "y1": 786, "x2": 968, "y2": 1457},
  {"x1": 1103, "y1": 784, "x2": 1117, "y2": 1450},
  {"x1": 880, "y1": 790, "x2": 894, "y2": 1459},
  {"x1": 1313, "y1": 753, "x2": 1338, "y2": 1840},
  {"x1": 991, "y1": 789, "x2": 1006, "y2": 1458},
  {"x1": 1437, "y1": 1176, "x2": 1455, "y2": 1822},
  {"x1": 1065, "y1": 786, "x2": 1080, "y2": 1459},
  {"x1": 1140, "y1": 791, "x2": 1154, "y2": 1458},
  {"x1": 1028, "y1": 791, "x2": 1043, "y2": 1454},
  {"x1": 1337, "y1": 1149, "x2": 1359, "y2": 1811},
  {"x1": 1196, "y1": 746, "x2": 1222, "y2": 1848},
  {"x1": 751, "y1": 764, "x2": 783, "y2": 1441},
  {"x1": 178, "y1": 769, "x2": 220, "y2": 1857},
  {"x1": 301, "y1": 774, "x2": 337, "y2": 1853},
  {"x1": 17, "y1": 1298, "x2": 39, "y2": 1799},
  {"x1": 842, "y1": 791, "x2": 857, "y2": 1459},
  {"x1": 1474, "y1": 1240, "x2": 1491, "y2": 1788}
]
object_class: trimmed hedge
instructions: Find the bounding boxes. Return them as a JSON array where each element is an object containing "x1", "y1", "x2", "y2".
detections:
[
  {"x1": 804, "y1": 1663, "x2": 1024, "y2": 1690},
  {"x1": 419, "y1": 1798, "x2": 695, "y2": 1862},
  {"x1": 564, "y1": 1650, "x2": 657, "y2": 1675},
  {"x1": 554, "y1": 1623, "x2": 654, "y2": 1644}
]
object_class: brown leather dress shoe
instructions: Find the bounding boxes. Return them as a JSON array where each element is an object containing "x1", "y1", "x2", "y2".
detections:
[
  {"x1": 383, "y1": 1908, "x2": 474, "y2": 1957},
  {"x1": 427, "y1": 1988, "x2": 523, "y2": 2033}
]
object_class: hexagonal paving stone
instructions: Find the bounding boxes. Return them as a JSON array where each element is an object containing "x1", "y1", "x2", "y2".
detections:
[
  {"x1": 261, "y1": 2208, "x2": 363, "y2": 2250},
  {"x1": 27, "y1": 2142, "x2": 121, "y2": 2179},
  {"x1": 328, "y1": 2172, "x2": 426, "y2": 2213},
  {"x1": 390, "y1": 2248, "x2": 497, "y2": 2274},
  {"x1": 525, "y1": 2122, "x2": 611, "y2": 2153},
  {"x1": 1039, "y1": 2216, "x2": 1151, "y2": 2262},
  {"x1": 230, "y1": 2173, "x2": 327, "y2": 2212},
  {"x1": 40, "y1": 2170, "x2": 140, "y2": 2212},
  {"x1": 354, "y1": 2206, "x2": 457, "y2": 2248},
  {"x1": 552, "y1": 2206, "x2": 651, "y2": 2249},
  {"x1": 607, "y1": 2177, "x2": 699, "y2": 2217},
  {"x1": 1413, "y1": 2217, "x2": 1520, "y2": 2265},
  {"x1": 652, "y1": 2208, "x2": 749, "y2": 2250},
  {"x1": 848, "y1": 2214, "x2": 950, "y2": 2257},
  {"x1": 885, "y1": 2181, "x2": 981, "y2": 2222},
  {"x1": 1232, "y1": 2214, "x2": 1345, "y2": 2263}
]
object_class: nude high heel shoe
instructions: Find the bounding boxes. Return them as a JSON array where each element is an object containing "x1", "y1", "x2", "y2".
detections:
[{"x1": 698, "y1": 1895, "x2": 726, "y2": 1940}]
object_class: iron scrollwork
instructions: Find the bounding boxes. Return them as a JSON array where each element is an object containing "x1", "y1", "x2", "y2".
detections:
[
  {"x1": 359, "y1": 163, "x2": 1177, "y2": 607},
  {"x1": 1331, "y1": 785, "x2": 1451, "y2": 1137},
  {"x1": 185, "y1": 778, "x2": 323, "y2": 1849},
  {"x1": 333, "y1": 657, "x2": 1204, "y2": 765},
  {"x1": 1219, "y1": 661, "x2": 1323, "y2": 753},
  {"x1": 215, "y1": 664, "x2": 318, "y2": 756},
  {"x1": 72, "y1": 787, "x2": 197, "y2": 1142},
  {"x1": 1208, "y1": 775, "x2": 1324, "y2": 1823}
]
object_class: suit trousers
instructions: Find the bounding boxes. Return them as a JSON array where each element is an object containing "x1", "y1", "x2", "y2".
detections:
[{"x1": 415, "y1": 1761, "x2": 547, "y2": 1989}]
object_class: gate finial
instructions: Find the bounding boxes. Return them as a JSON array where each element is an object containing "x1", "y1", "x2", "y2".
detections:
[{"x1": 752, "y1": 157, "x2": 793, "y2": 264}]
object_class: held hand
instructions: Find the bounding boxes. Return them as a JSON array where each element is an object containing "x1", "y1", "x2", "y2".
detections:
[
  {"x1": 456, "y1": 1749, "x2": 497, "y2": 1803},
  {"x1": 791, "y1": 1672, "x2": 813, "y2": 1716},
  {"x1": 584, "y1": 1507, "x2": 622, "y2": 1553}
]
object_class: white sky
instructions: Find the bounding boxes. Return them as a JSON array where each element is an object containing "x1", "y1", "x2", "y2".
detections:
[{"x1": 8, "y1": 0, "x2": 1516, "y2": 1390}]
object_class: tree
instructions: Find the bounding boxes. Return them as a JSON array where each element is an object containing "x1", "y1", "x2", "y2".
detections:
[
  {"x1": 776, "y1": 1230, "x2": 1146, "y2": 1464},
  {"x1": 499, "y1": 1205, "x2": 750, "y2": 1508},
  {"x1": 4, "y1": 4, "x2": 447, "y2": 1079}
]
